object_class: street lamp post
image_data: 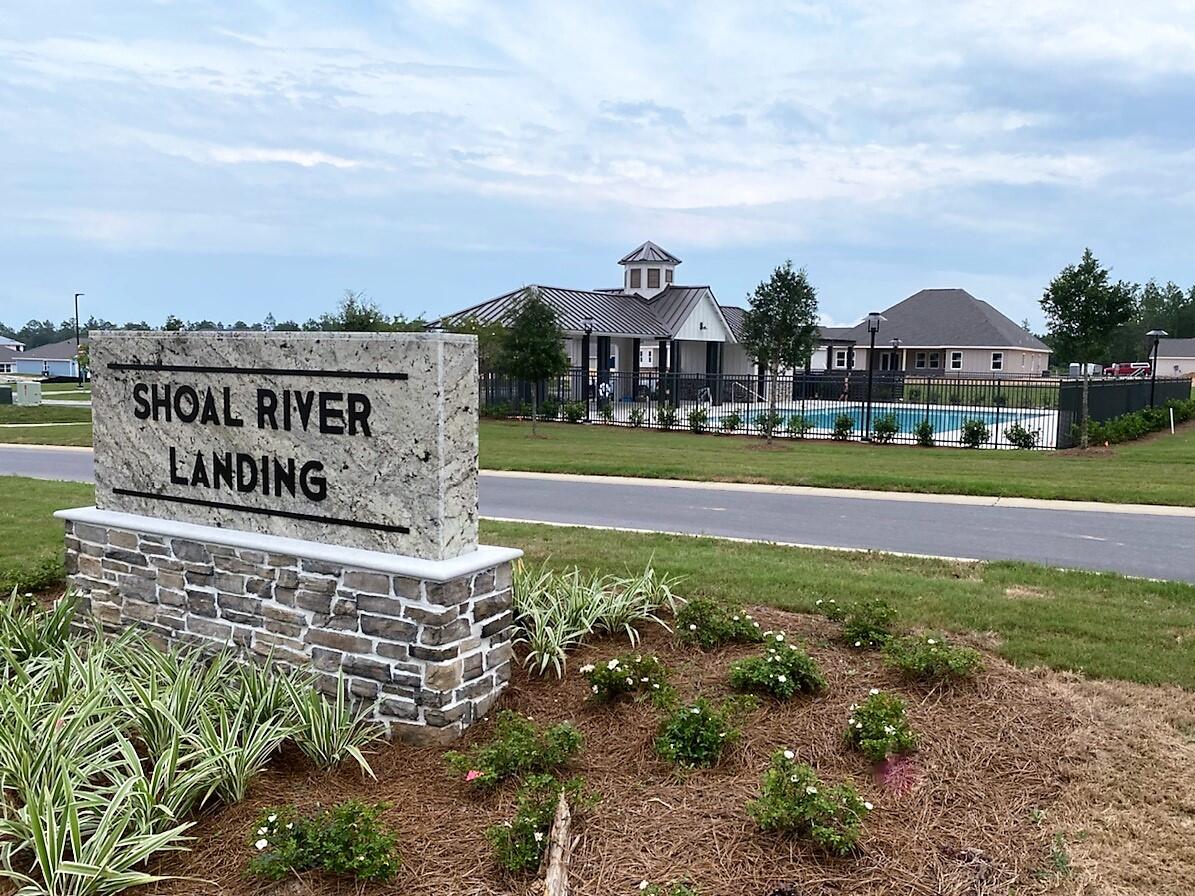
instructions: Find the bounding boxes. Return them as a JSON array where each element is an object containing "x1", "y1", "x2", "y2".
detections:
[
  {"x1": 863, "y1": 312, "x2": 883, "y2": 440},
  {"x1": 74, "y1": 293, "x2": 84, "y2": 386},
  {"x1": 582, "y1": 316, "x2": 594, "y2": 422},
  {"x1": 1147, "y1": 328, "x2": 1168, "y2": 407}
]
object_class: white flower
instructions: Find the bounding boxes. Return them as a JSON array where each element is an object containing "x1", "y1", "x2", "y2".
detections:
[
  {"x1": 690, "y1": 706, "x2": 701, "y2": 714},
  {"x1": 790, "y1": 774, "x2": 799, "y2": 783},
  {"x1": 855, "y1": 722, "x2": 863, "y2": 729},
  {"x1": 854, "y1": 641, "x2": 862, "y2": 647},
  {"x1": 815, "y1": 599, "x2": 823, "y2": 606},
  {"x1": 688, "y1": 623, "x2": 697, "y2": 631},
  {"x1": 652, "y1": 683, "x2": 660, "y2": 689},
  {"x1": 869, "y1": 688, "x2": 880, "y2": 696},
  {"x1": 607, "y1": 659, "x2": 620, "y2": 670},
  {"x1": 579, "y1": 664, "x2": 595, "y2": 674},
  {"x1": 639, "y1": 883, "x2": 650, "y2": 891},
  {"x1": 849, "y1": 704, "x2": 857, "y2": 711},
  {"x1": 255, "y1": 839, "x2": 268, "y2": 850},
  {"x1": 777, "y1": 675, "x2": 787, "y2": 683},
  {"x1": 775, "y1": 633, "x2": 785, "y2": 642},
  {"x1": 285, "y1": 823, "x2": 293, "y2": 829},
  {"x1": 534, "y1": 831, "x2": 544, "y2": 843},
  {"x1": 927, "y1": 638, "x2": 937, "y2": 645},
  {"x1": 592, "y1": 685, "x2": 599, "y2": 692},
  {"x1": 732, "y1": 615, "x2": 740, "y2": 621},
  {"x1": 641, "y1": 676, "x2": 649, "y2": 682},
  {"x1": 806, "y1": 786, "x2": 818, "y2": 795},
  {"x1": 783, "y1": 749, "x2": 795, "y2": 759},
  {"x1": 884, "y1": 725, "x2": 895, "y2": 734},
  {"x1": 864, "y1": 801, "x2": 874, "y2": 811},
  {"x1": 753, "y1": 621, "x2": 760, "y2": 628},
  {"x1": 266, "y1": 814, "x2": 277, "y2": 823},
  {"x1": 626, "y1": 677, "x2": 635, "y2": 685}
]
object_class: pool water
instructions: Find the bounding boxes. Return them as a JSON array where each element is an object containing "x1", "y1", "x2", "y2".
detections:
[{"x1": 745, "y1": 406, "x2": 1037, "y2": 432}]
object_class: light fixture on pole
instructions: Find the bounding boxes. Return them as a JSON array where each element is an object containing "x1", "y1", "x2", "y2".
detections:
[
  {"x1": 863, "y1": 312, "x2": 884, "y2": 440},
  {"x1": 1147, "y1": 328, "x2": 1168, "y2": 407},
  {"x1": 74, "y1": 293, "x2": 85, "y2": 386}
]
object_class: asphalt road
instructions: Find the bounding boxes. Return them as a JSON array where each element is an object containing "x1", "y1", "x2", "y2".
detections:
[{"x1": 4, "y1": 445, "x2": 1194, "y2": 583}]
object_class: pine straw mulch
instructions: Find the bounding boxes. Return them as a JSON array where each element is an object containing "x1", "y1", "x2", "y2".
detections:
[{"x1": 144, "y1": 607, "x2": 1091, "y2": 896}]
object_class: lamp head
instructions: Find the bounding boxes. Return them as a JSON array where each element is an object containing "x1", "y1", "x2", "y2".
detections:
[{"x1": 866, "y1": 311, "x2": 884, "y2": 333}]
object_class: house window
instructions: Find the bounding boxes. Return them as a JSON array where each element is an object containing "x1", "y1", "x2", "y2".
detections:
[
  {"x1": 665, "y1": 268, "x2": 673, "y2": 284},
  {"x1": 915, "y1": 352, "x2": 927, "y2": 369},
  {"x1": 834, "y1": 349, "x2": 848, "y2": 369},
  {"x1": 1021, "y1": 353, "x2": 1026, "y2": 369},
  {"x1": 647, "y1": 268, "x2": 660, "y2": 289},
  {"x1": 928, "y1": 352, "x2": 940, "y2": 369},
  {"x1": 991, "y1": 351, "x2": 1004, "y2": 371},
  {"x1": 950, "y1": 351, "x2": 963, "y2": 370},
  {"x1": 629, "y1": 268, "x2": 641, "y2": 289}
]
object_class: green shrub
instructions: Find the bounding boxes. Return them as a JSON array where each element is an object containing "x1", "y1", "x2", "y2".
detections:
[
  {"x1": 249, "y1": 801, "x2": 400, "y2": 883},
  {"x1": 947, "y1": 392, "x2": 962, "y2": 405},
  {"x1": 562, "y1": 401, "x2": 586, "y2": 423},
  {"x1": 688, "y1": 407, "x2": 708, "y2": 434},
  {"x1": 1004, "y1": 422, "x2": 1039, "y2": 449},
  {"x1": 960, "y1": 418, "x2": 990, "y2": 448},
  {"x1": 540, "y1": 398, "x2": 560, "y2": 420},
  {"x1": 581, "y1": 653, "x2": 670, "y2": 704},
  {"x1": 786, "y1": 414, "x2": 812, "y2": 438},
  {"x1": 445, "y1": 710, "x2": 582, "y2": 789},
  {"x1": 599, "y1": 403, "x2": 614, "y2": 423},
  {"x1": 756, "y1": 410, "x2": 784, "y2": 438},
  {"x1": 841, "y1": 598, "x2": 896, "y2": 649},
  {"x1": 906, "y1": 387, "x2": 922, "y2": 402},
  {"x1": 655, "y1": 697, "x2": 754, "y2": 768},
  {"x1": 285, "y1": 673, "x2": 380, "y2": 776},
  {"x1": 844, "y1": 690, "x2": 917, "y2": 762},
  {"x1": 813, "y1": 597, "x2": 845, "y2": 622},
  {"x1": 871, "y1": 413, "x2": 899, "y2": 444},
  {"x1": 747, "y1": 750, "x2": 871, "y2": 855},
  {"x1": 832, "y1": 414, "x2": 854, "y2": 440},
  {"x1": 913, "y1": 418, "x2": 934, "y2": 446},
  {"x1": 640, "y1": 884, "x2": 698, "y2": 896},
  {"x1": 1085, "y1": 398, "x2": 1195, "y2": 445},
  {"x1": 720, "y1": 411, "x2": 742, "y2": 432},
  {"x1": 884, "y1": 634, "x2": 983, "y2": 682},
  {"x1": 485, "y1": 774, "x2": 589, "y2": 873},
  {"x1": 657, "y1": 405, "x2": 678, "y2": 430},
  {"x1": 629, "y1": 407, "x2": 646, "y2": 427},
  {"x1": 728, "y1": 632, "x2": 826, "y2": 699},
  {"x1": 675, "y1": 597, "x2": 763, "y2": 649}
]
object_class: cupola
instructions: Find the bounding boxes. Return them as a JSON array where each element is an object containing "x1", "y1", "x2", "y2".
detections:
[{"x1": 619, "y1": 241, "x2": 680, "y2": 299}]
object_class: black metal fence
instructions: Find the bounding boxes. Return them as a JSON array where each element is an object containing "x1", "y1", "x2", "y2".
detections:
[
  {"x1": 1055, "y1": 376, "x2": 1191, "y2": 448},
  {"x1": 480, "y1": 368, "x2": 1191, "y2": 450}
]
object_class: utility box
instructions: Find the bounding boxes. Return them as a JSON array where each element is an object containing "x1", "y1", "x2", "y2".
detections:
[
  {"x1": 0, "y1": 386, "x2": 11, "y2": 405},
  {"x1": 12, "y1": 382, "x2": 42, "y2": 406}
]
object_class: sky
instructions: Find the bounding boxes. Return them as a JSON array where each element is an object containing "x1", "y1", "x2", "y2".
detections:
[{"x1": 2, "y1": 1, "x2": 1194, "y2": 331}]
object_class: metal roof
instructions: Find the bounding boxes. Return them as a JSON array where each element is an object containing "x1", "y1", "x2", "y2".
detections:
[
  {"x1": 839, "y1": 289, "x2": 1050, "y2": 351},
  {"x1": 618, "y1": 241, "x2": 682, "y2": 265},
  {"x1": 721, "y1": 306, "x2": 746, "y2": 341},
  {"x1": 645, "y1": 286, "x2": 708, "y2": 333},
  {"x1": 1157, "y1": 337, "x2": 1195, "y2": 358},
  {"x1": 438, "y1": 286, "x2": 670, "y2": 338}
]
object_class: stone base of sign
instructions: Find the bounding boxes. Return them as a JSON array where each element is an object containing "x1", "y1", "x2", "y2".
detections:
[{"x1": 54, "y1": 507, "x2": 522, "y2": 745}]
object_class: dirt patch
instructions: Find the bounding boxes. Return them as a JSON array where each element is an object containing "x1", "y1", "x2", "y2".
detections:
[
  {"x1": 1004, "y1": 586, "x2": 1054, "y2": 600},
  {"x1": 147, "y1": 609, "x2": 1084, "y2": 896},
  {"x1": 1043, "y1": 675, "x2": 1195, "y2": 896}
]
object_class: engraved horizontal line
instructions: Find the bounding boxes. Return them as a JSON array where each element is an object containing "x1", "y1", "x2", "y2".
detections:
[
  {"x1": 106, "y1": 362, "x2": 408, "y2": 381},
  {"x1": 110, "y1": 488, "x2": 410, "y2": 534}
]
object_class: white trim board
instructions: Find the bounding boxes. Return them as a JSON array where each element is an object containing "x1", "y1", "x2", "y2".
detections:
[{"x1": 55, "y1": 506, "x2": 522, "y2": 582}]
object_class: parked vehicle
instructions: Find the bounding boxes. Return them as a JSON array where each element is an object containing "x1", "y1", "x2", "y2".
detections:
[{"x1": 1102, "y1": 362, "x2": 1150, "y2": 378}]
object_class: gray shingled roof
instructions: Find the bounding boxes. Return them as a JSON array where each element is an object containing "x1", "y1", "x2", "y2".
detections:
[
  {"x1": 0, "y1": 346, "x2": 18, "y2": 363},
  {"x1": 1157, "y1": 337, "x2": 1195, "y2": 358},
  {"x1": 20, "y1": 338, "x2": 87, "y2": 360},
  {"x1": 619, "y1": 241, "x2": 682, "y2": 265},
  {"x1": 439, "y1": 286, "x2": 670, "y2": 338},
  {"x1": 719, "y1": 307, "x2": 856, "y2": 345},
  {"x1": 840, "y1": 289, "x2": 1049, "y2": 350}
]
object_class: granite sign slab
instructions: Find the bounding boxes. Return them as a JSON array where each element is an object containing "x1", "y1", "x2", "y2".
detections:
[{"x1": 90, "y1": 331, "x2": 478, "y2": 561}]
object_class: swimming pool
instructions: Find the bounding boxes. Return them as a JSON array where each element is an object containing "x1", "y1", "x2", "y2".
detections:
[{"x1": 745, "y1": 405, "x2": 1040, "y2": 432}]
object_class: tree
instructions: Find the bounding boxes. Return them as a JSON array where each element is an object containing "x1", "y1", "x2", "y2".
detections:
[
  {"x1": 739, "y1": 261, "x2": 821, "y2": 443},
  {"x1": 163, "y1": 315, "x2": 184, "y2": 331},
  {"x1": 445, "y1": 317, "x2": 508, "y2": 371},
  {"x1": 1040, "y1": 249, "x2": 1136, "y2": 448},
  {"x1": 499, "y1": 288, "x2": 569, "y2": 436}
]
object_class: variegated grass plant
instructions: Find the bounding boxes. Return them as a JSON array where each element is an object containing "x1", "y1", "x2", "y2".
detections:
[
  {"x1": 512, "y1": 559, "x2": 682, "y2": 676},
  {"x1": 0, "y1": 589, "x2": 383, "y2": 895}
]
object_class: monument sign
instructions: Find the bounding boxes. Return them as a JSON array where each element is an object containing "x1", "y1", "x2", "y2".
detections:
[{"x1": 58, "y1": 331, "x2": 520, "y2": 742}]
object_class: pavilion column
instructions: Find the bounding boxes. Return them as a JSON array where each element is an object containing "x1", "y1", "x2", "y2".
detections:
[
  {"x1": 579, "y1": 334, "x2": 591, "y2": 402},
  {"x1": 632, "y1": 338, "x2": 641, "y2": 401}
]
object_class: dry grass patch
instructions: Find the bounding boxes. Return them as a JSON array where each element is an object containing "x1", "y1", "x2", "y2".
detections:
[
  {"x1": 1004, "y1": 586, "x2": 1054, "y2": 600},
  {"x1": 1045, "y1": 676, "x2": 1195, "y2": 896}
]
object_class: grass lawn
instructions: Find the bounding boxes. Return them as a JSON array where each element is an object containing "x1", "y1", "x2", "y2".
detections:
[
  {"x1": 42, "y1": 390, "x2": 93, "y2": 401},
  {"x1": 3, "y1": 474, "x2": 1192, "y2": 689},
  {"x1": 40, "y1": 382, "x2": 91, "y2": 393},
  {"x1": 0, "y1": 403, "x2": 93, "y2": 446},
  {"x1": 479, "y1": 419, "x2": 1195, "y2": 506},
  {"x1": 0, "y1": 404, "x2": 92, "y2": 424}
]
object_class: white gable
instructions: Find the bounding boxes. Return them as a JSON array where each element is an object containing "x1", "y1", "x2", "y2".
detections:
[{"x1": 673, "y1": 290, "x2": 734, "y2": 342}]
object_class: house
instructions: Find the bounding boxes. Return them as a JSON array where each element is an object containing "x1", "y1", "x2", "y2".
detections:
[
  {"x1": 1155, "y1": 338, "x2": 1195, "y2": 377},
  {"x1": 440, "y1": 242, "x2": 758, "y2": 389},
  {"x1": 835, "y1": 289, "x2": 1051, "y2": 376},
  {"x1": 0, "y1": 346, "x2": 17, "y2": 375},
  {"x1": 12, "y1": 339, "x2": 87, "y2": 379},
  {"x1": 0, "y1": 337, "x2": 24, "y2": 352}
]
